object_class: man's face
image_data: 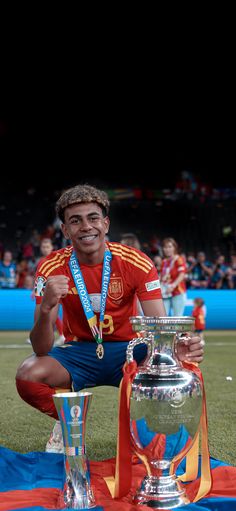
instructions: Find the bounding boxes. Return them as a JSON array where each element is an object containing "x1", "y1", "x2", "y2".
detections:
[
  {"x1": 163, "y1": 242, "x2": 175, "y2": 257},
  {"x1": 40, "y1": 242, "x2": 53, "y2": 257},
  {"x1": 61, "y1": 202, "x2": 110, "y2": 253},
  {"x1": 197, "y1": 252, "x2": 205, "y2": 263}
]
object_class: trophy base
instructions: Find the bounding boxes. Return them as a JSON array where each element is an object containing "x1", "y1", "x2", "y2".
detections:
[
  {"x1": 61, "y1": 477, "x2": 96, "y2": 509},
  {"x1": 134, "y1": 475, "x2": 189, "y2": 509}
]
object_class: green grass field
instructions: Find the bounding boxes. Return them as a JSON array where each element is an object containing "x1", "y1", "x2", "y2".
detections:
[{"x1": 0, "y1": 331, "x2": 235, "y2": 466}]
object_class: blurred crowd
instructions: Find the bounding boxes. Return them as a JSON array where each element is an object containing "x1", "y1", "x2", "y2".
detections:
[{"x1": 1, "y1": 226, "x2": 236, "y2": 291}]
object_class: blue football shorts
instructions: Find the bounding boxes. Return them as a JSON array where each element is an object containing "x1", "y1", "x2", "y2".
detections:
[{"x1": 48, "y1": 340, "x2": 147, "y2": 391}]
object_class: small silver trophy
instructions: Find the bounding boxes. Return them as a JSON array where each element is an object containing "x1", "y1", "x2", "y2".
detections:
[
  {"x1": 127, "y1": 316, "x2": 203, "y2": 509},
  {"x1": 53, "y1": 391, "x2": 96, "y2": 509}
]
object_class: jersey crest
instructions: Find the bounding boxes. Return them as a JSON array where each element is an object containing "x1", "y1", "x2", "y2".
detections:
[{"x1": 108, "y1": 277, "x2": 124, "y2": 300}]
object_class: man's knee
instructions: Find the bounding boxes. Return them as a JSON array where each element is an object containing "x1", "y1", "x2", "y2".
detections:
[{"x1": 16, "y1": 356, "x2": 48, "y2": 382}]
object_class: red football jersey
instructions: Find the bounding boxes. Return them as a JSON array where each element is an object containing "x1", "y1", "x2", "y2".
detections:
[
  {"x1": 160, "y1": 255, "x2": 187, "y2": 296},
  {"x1": 192, "y1": 306, "x2": 206, "y2": 330},
  {"x1": 34, "y1": 242, "x2": 162, "y2": 342}
]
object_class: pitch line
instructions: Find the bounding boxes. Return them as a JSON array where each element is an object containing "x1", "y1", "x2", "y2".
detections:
[
  {"x1": 0, "y1": 344, "x2": 32, "y2": 348},
  {"x1": 0, "y1": 342, "x2": 236, "y2": 349}
]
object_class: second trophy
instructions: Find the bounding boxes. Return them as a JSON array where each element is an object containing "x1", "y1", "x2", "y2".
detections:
[{"x1": 53, "y1": 391, "x2": 96, "y2": 509}]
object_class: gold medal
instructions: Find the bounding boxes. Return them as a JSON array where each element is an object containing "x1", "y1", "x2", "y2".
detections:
[{"x1": 96, "y1": 343, "x2": 104, "y2": 360}]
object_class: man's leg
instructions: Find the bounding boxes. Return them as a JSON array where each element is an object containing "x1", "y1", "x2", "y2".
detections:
[
  {"x1": 172, "y1": 293, "x2": 186, "y2": 316},
  {"x1": 16, "y1": 353, "x2": 72, "y2": 453},
  {"x1": 163, "y1": 297, "x2": 171, "y2": 316},
  {"x1": 16, "y1": 353, "x2": 71, "y2": 418}
]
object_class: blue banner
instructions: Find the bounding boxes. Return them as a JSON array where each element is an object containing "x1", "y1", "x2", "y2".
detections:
[
  {"x1": 184, "y1": 289, "x2": 236, "y2": 329},
  {"x1": 0, "y1": 290, "x2": 62, "y2": 330},
  {"x1": 0, "y1": 289, "x2": 235, "y2": 330}
]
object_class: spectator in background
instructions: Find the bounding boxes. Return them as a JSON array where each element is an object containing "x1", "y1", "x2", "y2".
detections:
[
  {"x1": 0, "y1": 250, "x2": 18, "y2": 288},
  {"x1": 192, "y1": 297, "x2": 206, "y2": 340},
  {"x1": 39, "y1": 238, "x2": 55, "y2": 256},
  {"x1": 160, "y1": 237, "x2": 187, "y2": 316},
  {"x1": 120, "y1": 232, "x2": 141, "y2": 250},
  {"x1": 23, "y1": 274, "x2": 34, "y2": 290},
  {"x1": 188, "y1": 251, "x2": 213, "y2": 289},
  {"x1": 17, "y1": 259, "x2": 30, "y2": 288},
  {"x1": 185, "y1": 252, "x2": 197, "y2": 288},
  {"x1": 209, "y1": 254, "x2": 230, "y2": 289}
]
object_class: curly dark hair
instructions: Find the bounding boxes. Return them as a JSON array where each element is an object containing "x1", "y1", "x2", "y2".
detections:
[{"x1": 55, "y1": 184, "x2": 110, "y2": 222}]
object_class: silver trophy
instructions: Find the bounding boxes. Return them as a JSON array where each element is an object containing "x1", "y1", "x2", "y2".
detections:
[
  {"x1": 127, "y1": 316, "x2": 203, "y2": 509},
  {"x1": 53, "y1": 391, "x2": 96, "y2": 509}
]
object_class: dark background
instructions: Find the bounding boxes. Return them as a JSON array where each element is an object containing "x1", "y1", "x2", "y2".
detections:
[
  {"x1": 0, "y1": 47, "x2": 235, "y2": 262},
  {"x1": 1, "y1": 17, "x2": 235, "y2": 191},
  {"x1": 0, "y1": 105, "x2": 235, "y2": 190}
]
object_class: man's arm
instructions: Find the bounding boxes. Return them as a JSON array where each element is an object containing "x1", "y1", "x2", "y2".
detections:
[
  {"x1": 30, "y1": 275, "x2": 69, "y2": 356},
  {"x1": 201, "y1": 262, "x2": 213, "y2": 276},
  {"x1": 141, "y1": 298, "x2": 166, "y2": 317},
  {"x1": 167, "y1": 272, "x2": 186, "y2": 294},
  {"x1": 30, "y1": 303, "x2": 58, "y2": 355}
]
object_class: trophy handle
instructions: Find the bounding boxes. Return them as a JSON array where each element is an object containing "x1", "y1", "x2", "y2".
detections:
[{"x1": 126, "y1": 337, "x2": 152, "y2": 363}]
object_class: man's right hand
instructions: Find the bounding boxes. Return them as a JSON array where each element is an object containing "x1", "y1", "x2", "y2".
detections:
[{"x1": 41, "y1": 275, "x2": 70, "y2": 312}]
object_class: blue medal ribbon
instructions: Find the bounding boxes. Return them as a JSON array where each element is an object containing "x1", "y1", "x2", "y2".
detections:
[{"x1": 69, "y1": 248, "x2": 112, "y2": 344}]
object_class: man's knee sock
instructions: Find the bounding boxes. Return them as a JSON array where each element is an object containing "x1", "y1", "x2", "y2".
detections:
[{"x1": 16, "y1": 378, "x2": 59, "y2": 419}]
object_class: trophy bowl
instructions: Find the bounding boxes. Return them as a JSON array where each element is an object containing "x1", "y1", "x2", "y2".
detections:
[{"x1": 127, "y1": 316, "x2": 203, "y2": 509}]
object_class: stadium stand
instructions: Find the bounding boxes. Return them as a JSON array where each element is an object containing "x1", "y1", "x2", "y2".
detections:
[{"x1": 1, "y1": 185, "x2": 236, "y2": 260}]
